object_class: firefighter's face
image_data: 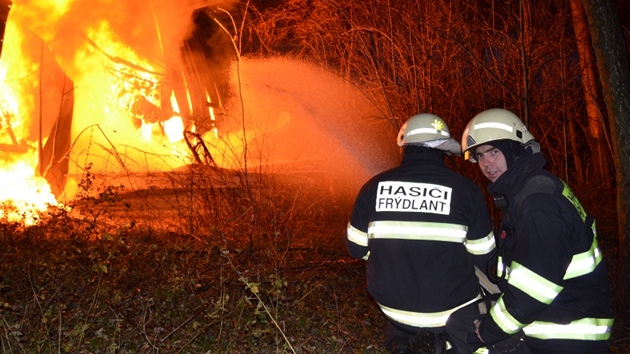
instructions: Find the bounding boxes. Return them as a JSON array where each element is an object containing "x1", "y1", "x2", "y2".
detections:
[{"x1": 473, "y1": 144, "x2": 507, "y2": 183}]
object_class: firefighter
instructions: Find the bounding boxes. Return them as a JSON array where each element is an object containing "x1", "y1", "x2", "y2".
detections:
[
  {"x1": 446, "y1": 108, "x2": 614, "y2": 354},
  {"x1": 346, "y1": 113, "x2": 496, "y2": 354}
]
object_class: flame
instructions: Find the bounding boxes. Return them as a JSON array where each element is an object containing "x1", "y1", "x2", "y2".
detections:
[
  {"x1": 164, "y1": 116, "x2": 184, "y2": 143},
  {"x1": 0, "y1": 16, "x2": 60, "y2": 224},
  {"x1": 0, "y1": 0, "x2": 396, "y2": 227},
  {"x1": 0, "y1": 154, "x2": 58, "y2": 225},
  {"x1": 0, "y1": 0, "x2": 221, "y2": 223}
]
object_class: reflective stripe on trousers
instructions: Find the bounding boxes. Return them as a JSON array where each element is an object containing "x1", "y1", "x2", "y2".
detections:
[{"x1": 378, "y1": 295, "x2": 482, "y2": 328}]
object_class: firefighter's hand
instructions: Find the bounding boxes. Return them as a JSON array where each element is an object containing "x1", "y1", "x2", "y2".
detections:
[{"x1": 474, "y1": 319, "x2": 485, "y2": 343}]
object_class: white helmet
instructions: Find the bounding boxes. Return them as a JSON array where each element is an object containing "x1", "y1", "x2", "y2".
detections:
[
  {"x1": 461, "y1": 108, "x2": 535, "y2": 162},
  {"x1": 397, "y1": 113, "x2": 462, "y2": 156}
]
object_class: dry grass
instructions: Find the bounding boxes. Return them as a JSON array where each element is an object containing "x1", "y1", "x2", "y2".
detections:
[
  {"x1": 0, "y1": 220, "x2": 385, "y2": 353},
  {"x1": 0, "y1": 167, "x2": 388, "y2": 353}
]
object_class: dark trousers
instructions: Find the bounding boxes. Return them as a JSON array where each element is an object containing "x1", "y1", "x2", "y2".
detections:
[{"x1": 385, "y1": 320, "x2": 450, "y2": 354}]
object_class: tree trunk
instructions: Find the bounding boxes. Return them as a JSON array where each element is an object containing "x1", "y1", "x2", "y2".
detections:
[
  {"x1": 569, "y1": 0, "x2": 608, "y2": 186},
  {"x1": 581, "y1": 0, "x2": 630, "y2": 320}
]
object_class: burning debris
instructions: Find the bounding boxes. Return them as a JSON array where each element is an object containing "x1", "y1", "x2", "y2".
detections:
[
  {"x1": 0, "y1": 96, "x2": 26, "y2": 153},
  {"x1": 0, "y1": 0, "x2": 398, "y2": 227},
  {"x1": 0, "y1": 0, "x2": 235, "y2": 224}
]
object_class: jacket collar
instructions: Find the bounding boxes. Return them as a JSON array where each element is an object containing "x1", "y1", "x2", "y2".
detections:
[
  {"x1": 488, "y1": 151, "x2": 547, "y2": 201},
  {"x1": 400, "y1": 147, "x2": 446, "y2": 166}
]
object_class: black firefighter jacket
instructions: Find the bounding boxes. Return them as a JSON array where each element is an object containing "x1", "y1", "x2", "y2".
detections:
[
  {"x1": 478, "y1": 150, "x2": 614, "y2": 352},
  {"x1": 346, "y1": 148, "x2": 496, "y2": 329}
]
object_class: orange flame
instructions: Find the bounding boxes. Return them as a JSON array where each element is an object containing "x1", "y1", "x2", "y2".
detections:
[
  {"x1": 0, "y1": 155, "x2": 58, "y2": 225},
  {"x1": 0, "y1": 0, "x2": 220, "y2": 223},
  {"x1": 0, "y1": 0, "x2": 398, "y2": 228},
  {"x1": 0, "y1": 17, "x2": 60, "y2": 224}
]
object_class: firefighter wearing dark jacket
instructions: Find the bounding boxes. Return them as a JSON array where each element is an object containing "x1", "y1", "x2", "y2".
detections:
[
  {"x1": 347, "y1": 113, "x2": 496, "y2": 354},
  {"x1": 446, "y1": 108, "x2": 614, "y2": 354}
]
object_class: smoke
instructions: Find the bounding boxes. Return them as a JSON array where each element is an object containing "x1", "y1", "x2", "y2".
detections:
[{"x1": 214, "y1": 57, "x2": 400, "y2": 198}]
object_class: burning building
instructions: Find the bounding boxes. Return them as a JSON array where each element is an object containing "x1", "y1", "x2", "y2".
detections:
[{"x1": 0, "y1": 0, "x2": 399, "y2": 225}]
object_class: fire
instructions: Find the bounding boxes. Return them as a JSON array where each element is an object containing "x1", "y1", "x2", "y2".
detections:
[
  {"x1": 0, "y1": 154, "x2": 58, "y2": 225},
  {"x1": 0, "y1": 0, "x2": 400, "y2": 227},
  {"x1": 0, "y1": 0, "x2": 230, "y2": 224},
  {"x1": 163, "y1": 116, "x2": 185, "y2": 143},
  {"x1": 0, "y1": 14, "x2": 58, "y2": 224}
]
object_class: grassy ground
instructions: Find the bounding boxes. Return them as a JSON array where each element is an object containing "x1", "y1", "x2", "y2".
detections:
[
  {"x1": 0, "y1": 170, "x2": 628, "y2": 353},
  {"x1": 0, "y1": 211, "x2": 387, "y2": 353}
]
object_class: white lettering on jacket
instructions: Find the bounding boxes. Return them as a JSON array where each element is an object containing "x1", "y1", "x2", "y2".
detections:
[{"x1": 376, "y1": 181, "x2": 452, "y2": 215}]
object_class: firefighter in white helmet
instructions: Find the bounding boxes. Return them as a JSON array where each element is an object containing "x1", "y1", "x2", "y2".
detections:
[
  {"x1": 346, "y1": 113, "x2": 496, "y2": 354},
  {"x1": 446, "y1": 108, "x2": 614, "y2": 354}
]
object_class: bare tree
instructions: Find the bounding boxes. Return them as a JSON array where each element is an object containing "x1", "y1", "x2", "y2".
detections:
[
  {"x1": 581, "y1": 0, "x2": 630, "y2": 319},
  {"x1": 243, "y1": 0, "x2": 618, "y2": 206},
  {"x1": 569, "y1": 0, "x2": 609, "y2": 187}
]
